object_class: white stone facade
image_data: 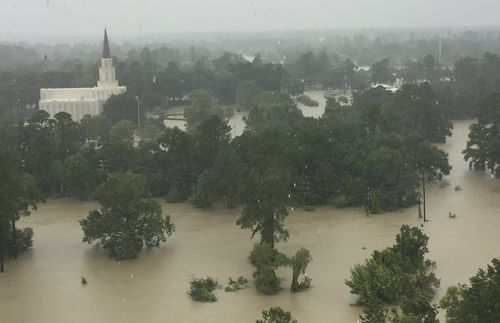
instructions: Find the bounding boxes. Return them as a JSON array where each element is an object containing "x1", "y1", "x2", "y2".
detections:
[{"x1": 39, "y1": 31, "x2": 126, "y2": 122}]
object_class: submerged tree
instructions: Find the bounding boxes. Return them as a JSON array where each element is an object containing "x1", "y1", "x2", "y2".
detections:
[
  {"x1": 187, "y1": 276, "x2": 220, "y2": 303},
  {"x1": 0, "y1": 145, "x2": 18, "y2": 272},
  {"x1": 463, "y1": 92, "x2": 500, "y2": 174},
  {"x1": 290, "y1": 248, "x2": 312, "y2": 292},
  {"x1": 346, "y1": 225, "x2": 440, "y2": 306},
  {"x1": 9, "y1": 173, "x2": 43, "y2": 258},
  {"x1": 359, "y1": 295, "x2": 440, "y2": 323},
  {"x1": 249, "y1": 243, "x2": 288, "y2": 295},
  {"x1": 237, "y1": 165, "x2": 291, "y2": 249},
  {"x1": 80, "y1": 172, "x2": 175, "y2": 260},
  {"x1": 440, "y1": 258, "x2": 500, "y2": 323},
  {"x1": 0, "y1": 127, "x2": 43, "y2": 272},
  {"x1": 256, "y1": 307, "x2": 298, "y2": 323}
]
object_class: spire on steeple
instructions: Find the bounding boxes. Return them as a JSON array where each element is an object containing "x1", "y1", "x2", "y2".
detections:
[{"x1": 102, "y1": 29, "x2": 111, "y2": 58}]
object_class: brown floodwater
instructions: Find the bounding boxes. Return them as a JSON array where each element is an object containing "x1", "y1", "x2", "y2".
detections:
[
  {"x1": 295, "y1": 90, "x2": 327, "y2": 119},
  {"x1": 1, "y1": 120, "x2": 500, "y2": 323}
]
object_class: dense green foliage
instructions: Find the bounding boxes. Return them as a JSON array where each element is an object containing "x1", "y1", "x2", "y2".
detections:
[
  {"x1": 237, "y1": 165, "x2": 291, "y2": 248},
  {"x1": 256, "y1": 307, "x2": 298, "y2": 323},
  {"x1": 249, "y1": 243, "x2": 289, "y2": 295},
  {"x1": 445, "y1": 53, "x2": 500, "y2": 118},
  {"x1": 236, "y1": 81, "x2": 263, "y2": 110},
  {"x1": 3, "y1": 33, "x2": 500, "y2": 124},
  {"x1": 184, "y1": 89, "x2": 224, "y2": 130},
  {"x1": 224, "y1": 276, "x2": 249, "y2": 292},
  {"x1": 187, "y1": 276, "x2": 220, "y2": 302},
  {"x1": 463, "y1": 92, "x2": 500, "y2": 175},
  {"x1": 0, "y1": 45, "x2": 460, "y2": 275},
  {"x1": 2, "y1": 80, "x2": 452, "y2": 215},
  {"x1": 0, "y1": 125, "x2": 43, "y2": 272},
  {"x1": 3, "y1": 33, "x2": 500, "y2": 289},
  {"x1": 103, "y1": 93, "x2": 143, "y2": 125},
  {"x1": 0, "y1": 34, "x2": 488, "y2": 223},
  {"x1": 6, "y1": 228, "x2": 34, "y2": 256},
  {"x1": 371, "y1": 58, "x2": 396, "y2": 85},
  {"x1": 80, "y1": 172, "x2": 175, "y2": 260},
  {"x1": 290, "y1": 248, "x2": 312, "y2": 292},
  {"x1": 296, "y1": 94, "x2": 319, "y2": 107},
  {"x1": 0, "y1": 145, "x2": 18, "y2": 272},
  {"x1": 440, "y1": 258, "x2": 500, "y2": 323},
  {"x1": 346, "y1": 226, "x2": 440, "y2": 307},
  {"x1": 359, "y1": 294, "x2": 440, "y2": 323},
  {"x1": 348, "y1": 83, "x2": 452, "y2": 143}
]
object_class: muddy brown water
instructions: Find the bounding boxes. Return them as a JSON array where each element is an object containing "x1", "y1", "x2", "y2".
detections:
[
  {"x1": 295, "y1": 90, "x2": 327, "y2": 119},
  {"x1": 1, "y1": 120, "x2": 500, "y2": 323}
]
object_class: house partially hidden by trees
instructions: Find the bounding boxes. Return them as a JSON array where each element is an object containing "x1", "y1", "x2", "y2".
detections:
[{"x1": 39, "y1": 29, "x2": 126, "y2": 122}]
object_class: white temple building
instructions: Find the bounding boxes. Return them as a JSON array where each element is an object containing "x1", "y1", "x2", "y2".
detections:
[{"x1": 39, "y1": 30, "x2": 126, "y2": 122}]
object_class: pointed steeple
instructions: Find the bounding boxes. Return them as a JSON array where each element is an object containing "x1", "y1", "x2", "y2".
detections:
[{"x1": 102, "y1": 29, "x2": 111, "y2": 58}]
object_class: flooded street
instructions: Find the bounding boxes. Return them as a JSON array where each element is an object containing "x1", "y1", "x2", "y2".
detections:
[
  {"x1": 296, "y1": 91, "x2": 328, "y2": 118},
  {"x1": 1, "y1": 120, "x2": 500, "y2": 323}
]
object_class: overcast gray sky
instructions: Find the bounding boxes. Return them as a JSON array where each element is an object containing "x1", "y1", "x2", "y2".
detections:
[{"x1": 2, "y1": 0, "x2": 500, "y2": 38}]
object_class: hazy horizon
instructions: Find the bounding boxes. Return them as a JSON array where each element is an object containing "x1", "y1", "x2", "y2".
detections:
[{"x1": 2, "y1": 0, "x2": 500, "y2": 43}]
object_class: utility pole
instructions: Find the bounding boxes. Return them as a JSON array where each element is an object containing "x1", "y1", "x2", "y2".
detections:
[
  {"x1": 0, "y1": 234, "x2": 4, "y2": 273},
  {"x1": 305, "y1": 164, "x2": 310, "y2": 206},
  {"x1": 365, "y1": 185, "x2": 371, "y2": 217},
  {"x1": 422, "y1": 174, "x2": 427, "y2": 222},
  {"x1": 135, "y1": 96, "x2": 141, "y2": 127},
  {"x1": 418, "y1": 196, "x2": 422, "y2": 219},
  {"x1": 438, "y1": 40, "x2": 442, "y2": 68},
  {"x1": 11, "y1": 216, "x2": 17, "y2": 259}
]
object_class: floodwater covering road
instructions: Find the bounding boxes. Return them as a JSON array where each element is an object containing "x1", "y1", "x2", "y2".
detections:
[{"x1": 1, "y1": 120, "x2": 500, "y2": 323}]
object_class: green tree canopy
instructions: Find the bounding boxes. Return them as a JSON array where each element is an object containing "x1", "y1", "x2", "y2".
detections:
[
  {"x1": 346, "y1": 225, "x2": 440, "y2": 306},
  {"x1": 249, "y1": 243, "x2": 289, "y2": 295},
  {"x1": 237, "y1": 165, "x2": 291, "y2": 248},
  {"x1": 440, "y1": 258, "x2": 500, "y2": 323},
  {"x1": 371, "y1": 58, "x2": 396, "y2": 84},
  {"x1": 184, "y1": 89, "x2": 224, "y2": 130},
  {"x1": 236, "y1": 81, "x2": 262, "y2": 111},
  {"x1": 463, "y1": 92, "x2": 500, "y2": 174},
  {"x1": 256, "y1": 307, "x2": 298, "y2": 323},
  {"x1": 290, "y1": 248, "x2": 312, "y2": 292},
  {"x1": 80, "y1": 172, "x2": 175, "y2": 260},
  {"x1": 103, "y1": 93, "x2": 142, "y2": 125},
  {"x1": 0, "y1": 127, "x2": 43, "y2": 271},
  {"x1": 110, "y1": 119, "x2": 135, "y2": 143},
  {"x1": 53, "y1": 111, "x2": 85, "y2": 160}
]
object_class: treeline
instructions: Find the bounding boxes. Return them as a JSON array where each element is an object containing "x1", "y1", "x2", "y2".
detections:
[
  {"x1": 0, "y1": 51, "x2": 305, "y2": 122},
  {"x1": 0, "y1": 80, "x2": 451, "y2": 211},
  {"x1": 347, "y1": 225, "x2": 500, "y2": 322},
  {"x1": 0, "y1": 77, "x2": 451, "y2": 270},
  {"x1": 5, "y1": 28, "x2": 500, "y2": 68},
  {"x1": 4, "y1": 47, "x2": 500, "y2": 124}
]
